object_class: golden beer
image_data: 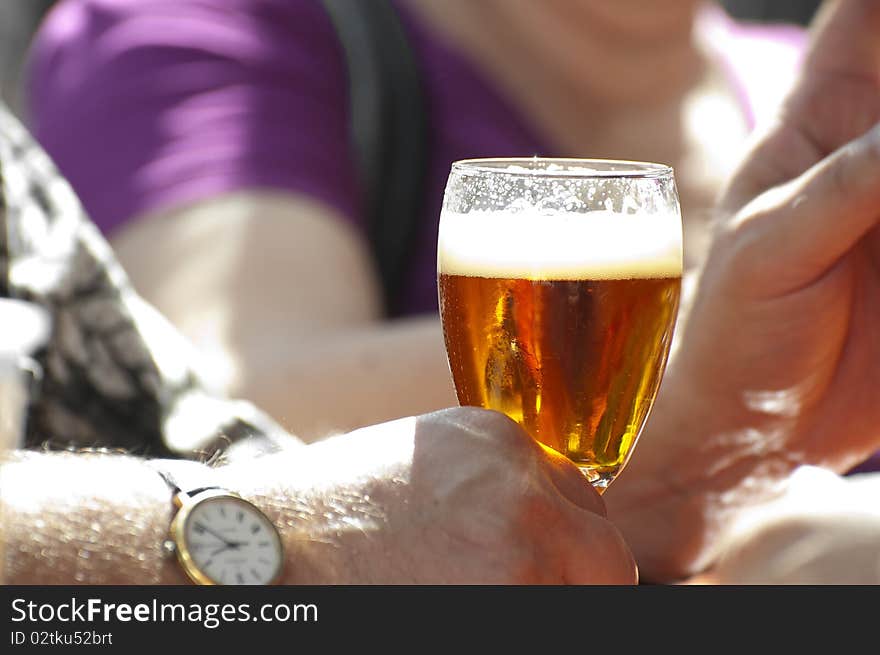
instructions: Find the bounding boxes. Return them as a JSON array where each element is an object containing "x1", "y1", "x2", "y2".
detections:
[{"x1": 438, "y1": 206, "x2": 681, "y2": 489}]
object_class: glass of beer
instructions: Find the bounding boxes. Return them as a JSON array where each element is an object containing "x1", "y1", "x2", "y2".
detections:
[{"x1": 437, "y1": 158, "x2": 682, "y2": 492}]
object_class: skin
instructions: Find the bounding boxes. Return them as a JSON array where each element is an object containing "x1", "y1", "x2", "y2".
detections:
[
  {"x1": 112, "y1": 193, "x2": 457, "y2": 441},
  {"x1": 693, "y1": 467, "x2": 880, "y2": 585},
  {"x1": 1, "y1": 408, "x2": 636, "y2": 585}
]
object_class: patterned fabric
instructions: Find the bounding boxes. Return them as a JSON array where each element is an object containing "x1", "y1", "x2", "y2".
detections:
[{"x1": 0, "y1": 103, "x2": 293, "y2": 459}]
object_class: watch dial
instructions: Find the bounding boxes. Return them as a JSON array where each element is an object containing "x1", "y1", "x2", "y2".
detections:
[{"x1": 183, "y1": 496, "x2": 283, "y2": 585}]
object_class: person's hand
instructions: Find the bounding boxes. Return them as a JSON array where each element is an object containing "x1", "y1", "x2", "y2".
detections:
[
  {"x1": 672, "y1": 0, "x2": 880, "y2": 474},
  {"x1": 694, "y1": 467, "x2": 880, "y2": 585},
  {"x1": 220, "y1": 407, "x2": 637, "y2": 584},
  {"x1": 606, "y1": 0, "x2": 880, "y2": 582}
]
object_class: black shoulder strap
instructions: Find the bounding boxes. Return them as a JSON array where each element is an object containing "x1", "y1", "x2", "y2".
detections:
[{"x1": 320, "y1": 0, "x2": 427, "y2": 316}]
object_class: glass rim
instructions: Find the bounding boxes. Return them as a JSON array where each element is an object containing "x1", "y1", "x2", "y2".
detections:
[{"x1": 450, "y1": 157, "x2": 673, "y2": 180}]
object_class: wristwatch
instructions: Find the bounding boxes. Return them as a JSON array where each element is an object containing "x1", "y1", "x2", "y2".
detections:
[{"x1": 151, "y1": 459, "x2": 284, "y2": 585}]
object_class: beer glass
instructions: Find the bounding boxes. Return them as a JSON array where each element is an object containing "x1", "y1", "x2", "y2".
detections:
[{"x1": 438, "y1": 158, "x2": 682, "y2": 492}]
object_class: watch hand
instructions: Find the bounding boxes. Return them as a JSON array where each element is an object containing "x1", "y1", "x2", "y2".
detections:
[
  {"x1": 211, "y1": 540, "x2": 249, "y2": 557},
  {"x1": 194, "y1": 521, "x2": 235, "y2": 547}
]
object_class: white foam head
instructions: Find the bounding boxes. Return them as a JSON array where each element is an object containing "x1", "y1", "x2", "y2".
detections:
[{"x1": 438, "y1": 209, "x2": 682, "y2": 280}]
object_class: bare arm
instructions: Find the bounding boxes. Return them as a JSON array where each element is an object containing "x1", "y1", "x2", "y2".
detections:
[
  {"x1": 1, "y1": 408, "x2": 636, "y2": 585},
  {"x1": 111, "y1": 191, "x2": 457, "y2": 442},
  {"x1": 1, "y1": 451, "x2": 189, "y2": 584}
]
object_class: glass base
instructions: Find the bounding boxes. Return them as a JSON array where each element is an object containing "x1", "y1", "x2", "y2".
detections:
[{"x1": 577, "y1": 466, "x2": 615, "y2": 494}]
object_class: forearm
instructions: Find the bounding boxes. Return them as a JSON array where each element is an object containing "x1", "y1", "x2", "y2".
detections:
[
  {"x1": 112, "y1": 193, "x2": 458, "y2": 442},
  {"x1": 0, "y1": 450, "x2": 333, "y2": 585},
  {"x1": 241, "y1": 315, "x2": 458, "y2": 442},
  {"x1": 1, "y1": 451, "x2": 187, "y2": 584}
]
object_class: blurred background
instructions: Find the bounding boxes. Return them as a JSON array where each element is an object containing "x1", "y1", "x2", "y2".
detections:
[
  {"x1": 723, "y1": 0, "x2": 821, "y2": 23},
  {"x1": 1, "y1": 0, "x2": 56, "y2": 117},
  {"x1": 0, "y1": 0, "x2": 825, "y2": 120}
]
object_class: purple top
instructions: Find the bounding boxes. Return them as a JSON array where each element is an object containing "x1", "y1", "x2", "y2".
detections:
[{"x1": 27, "y1": 0, "x2": 806, "y2": 318}]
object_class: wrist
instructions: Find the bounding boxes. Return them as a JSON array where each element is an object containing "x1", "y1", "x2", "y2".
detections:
[{"x1": 213, "y1": 452, "x2": 350, "y2": 585}]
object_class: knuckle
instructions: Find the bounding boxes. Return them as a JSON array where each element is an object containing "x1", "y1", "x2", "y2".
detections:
[
  {"x1": 826, "y1": 139, "x2": 879, "y2": 201},
  {"x1": 854, "y1": 128, "x2": 880, "y2": 168},
  {"x1": 446, "y1": 406, "x2": 535, "y2": 451},
  {"x1": 709, "y1": 191, "x2": 791, "y2": 294},
  {"x1": 489, "y1": 417, "x2": 537, "y2": 457},
  {"x1": 829, "y1": 144, "x2": 857, "y2": 197}
]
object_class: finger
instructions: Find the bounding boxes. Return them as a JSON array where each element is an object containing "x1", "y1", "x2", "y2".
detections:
[
  {"x1": 437, "y1": 406, "x2": 609, "y2": 517},
  {"x1": 553, "y1": 505, "x2": 639, "y2": 585},
  {"x1": 801, "y1": 0, "x2": 880, "y2": 81},
  {"x1": 721, "y1": 0, "x2": 880, "y2": 210},
  {"x1": 726, "y1": 121, "x2": 880, "y2": 294},
  {"x1": 538, "y1": 443, "x2": 607, "y2": 517}
]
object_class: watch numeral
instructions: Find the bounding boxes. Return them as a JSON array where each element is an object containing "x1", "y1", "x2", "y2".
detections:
[
  {"x1": 237, "y1": 511, "x2": 244, "y2": 523},
  {"x1": 236, "y1": 572, "x2": 245, "y2": 584},
  {"x1": 251, "y1": 524, "x2": 261, "y2": 535}
]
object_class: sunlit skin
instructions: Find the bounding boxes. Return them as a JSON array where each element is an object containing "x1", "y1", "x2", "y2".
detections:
[{"x1": 1, "y1": 410, "x2": 637, "y2": 585}]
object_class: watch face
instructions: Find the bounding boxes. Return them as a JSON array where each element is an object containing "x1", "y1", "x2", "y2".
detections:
[{"x1": 174, "y1": 492, "x2": 283, "y2": 585}]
